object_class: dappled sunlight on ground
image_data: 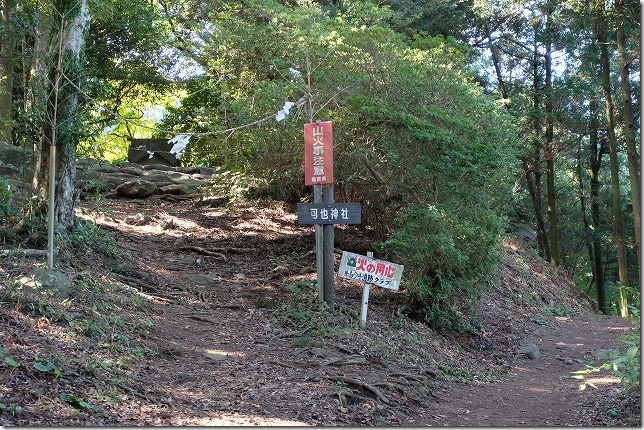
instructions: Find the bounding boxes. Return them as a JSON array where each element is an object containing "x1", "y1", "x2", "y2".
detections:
[
  {"x1": 585, "y1": 375, "x2": 621, "y2": 386},
  {"x1": 1, "y1": 199, "x2": 638, "y2": 426},
  {"x1": 185, "y1": 413, "x2": 310, "y2": 426}
]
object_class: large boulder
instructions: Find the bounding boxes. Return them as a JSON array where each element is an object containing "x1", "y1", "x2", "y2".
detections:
[
  {"x1": 170, "y1": 177, "x2": 206, "y2": 194},
  {"x1": 116, "y1": 179, "x2": 158, "y2": 198},
  {"x1": 142, "y1": 169, "x2": 173, "y2": 184},
  {"x1": 75, "y1": 158, "x2": 216, "y2": 198},
  {"x1": 18, "y1": 268, "x2": 72, "y2": 301}
]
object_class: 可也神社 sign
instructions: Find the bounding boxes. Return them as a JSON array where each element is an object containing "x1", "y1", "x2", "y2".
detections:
[
  {"x1": 296, "y1": 203, "x2": 361, "y2": 225},
  {"x1": 338, "y1": 251, "x2": 404, "y2": 290},
  {"x1": 304, "y1": 121, "x2": 333, "y2": 185}
]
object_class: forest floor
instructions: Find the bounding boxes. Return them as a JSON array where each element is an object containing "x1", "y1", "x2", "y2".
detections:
[{"x1": 0, "y1": 192, "x2": 640, "y2": 426}]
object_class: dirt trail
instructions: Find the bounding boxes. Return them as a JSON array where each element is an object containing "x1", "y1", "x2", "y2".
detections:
[
  {"x1": 1, "y1": 195, "x2": 638, "y2": 426},
  {"x1": 424, "y1": 312, "x2": 633, "y2": 426},
  {"x1": 92, "y1": 197, "x2": 635, "y2": 426}
]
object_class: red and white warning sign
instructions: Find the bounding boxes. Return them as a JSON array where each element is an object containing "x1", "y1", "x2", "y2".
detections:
[
  {"x1": 304, "y1": 121, "x2": 333, "y2": 186},
  {"x1": 338, "y1": 251, "x2": 404, "y2": 291}
]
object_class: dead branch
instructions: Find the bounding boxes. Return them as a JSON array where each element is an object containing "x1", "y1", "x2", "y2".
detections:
[
  {"x1": 389, "y1": 370, "x2": 437, "y2": 383},
  {"x1": 326, "y1": 375, "x2": 390, "y2": 404},
  {"x1": 178, "y1": 245, "x2": 227, "y2": 260},
  {"x1": 203, "y1": 246, "x2": 255, "y2": 254},
  {"x1": 0, "y1": 249, "x2": 52, "y2": 258},
  {"x1": 156, "y1": 193, "x2": 200, "y2": 202},
  {"x1": 267, "y1": 360, "x2": 300, "y2": 369},
  {"x1": 323, "y1": 356, "x2": 368, "y2": 366},
  {"x1": 112, "y1": 273, "x2": 161, "y2": 293},
  {"x1": 271, "y1": 330, "x2": 302, "y2": 339},
  {"x1": 361, "y1": 156, "x2": 423, "y2": 203},
  {"x1": 210, "y1": 303, "x2": 244, "y2": 309},
  {"x1": 331, "y1": 344, "x2": 356, "y2": 355}
]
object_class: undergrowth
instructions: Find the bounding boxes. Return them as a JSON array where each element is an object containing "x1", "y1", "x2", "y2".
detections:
[{"x1": 0, "y1": 217, "x2": 156, "y2": 422}]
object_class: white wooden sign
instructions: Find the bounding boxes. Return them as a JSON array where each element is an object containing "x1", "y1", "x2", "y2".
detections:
[{"x1": 338, "y1": 251, "x2": 404, "y2": 291}]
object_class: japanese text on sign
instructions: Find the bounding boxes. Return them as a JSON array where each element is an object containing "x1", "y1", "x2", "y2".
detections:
[
  {"x1": 338, "y1": 251, "x2": 404, "y2": 290},
  {"x1": 296, "y1": 203, "x2": 361, "y2": 225},
  {"x1": 304, "y1": 121, "x2": 333, "y2": 185},
  {"x1": 310, "y1": 207, "x2": 347, "y2": 220}
]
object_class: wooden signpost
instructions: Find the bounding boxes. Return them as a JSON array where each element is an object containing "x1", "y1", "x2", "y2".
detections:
[
  {"x1": 300, "y1": 121, "x2": 336, "y2": 307},
  {"x1": 299, "y1": 120, "x2": 403, "y2": 322}
]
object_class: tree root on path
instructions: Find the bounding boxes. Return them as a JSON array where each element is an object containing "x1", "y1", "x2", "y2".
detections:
[
  {"x1": 326, "y1": 375, "x2": 390, "y2": 404},
  {"x1": 110, "y1": 274, "x2": 176, "y2": 303},
  {"x1": 178, "y1": 246, "x2": 227, "y2": 261},
  {"x1": 323, "y1": 356, "x2": 368, "y2": 367}
]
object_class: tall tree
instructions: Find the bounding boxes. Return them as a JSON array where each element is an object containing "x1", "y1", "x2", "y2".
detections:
[
  {"x1": 543, "y1": 0, "x2": 560, "y2": 265},
  {"x1": 0, "y1": 0, "x2": 16, "y2": 145},
  {"x1": 593, "y1": 0, "x2": 630, "y2": 315},
  {"x1": 32, "y1": 0, "x2": 90, "y2": 229},
  {"x1": 588, "y1": 99, "x2": 607, "y2": 313},
  {"x1": 615, "y1": 0, "x2": 640, "y2": 274}
]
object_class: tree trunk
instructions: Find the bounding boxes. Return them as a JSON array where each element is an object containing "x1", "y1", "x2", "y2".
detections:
[
  {"x1": 29, "y1": 13, "x2": 54, "y2": 196},
  {"x1": 40, "y1": 0, "x2": 90, "y2": 230},
  {"x1": 544, "y1": 10, "x2": 560, "y2": 266},
  {"x1": 595, "y1": 3, "x2": 629, "y2": 316},
  {"x1": 487, "y1": 32, "x2": 508, "y2": 101},
  {"x1": 615, "y1": 0, "x2": 640, "y2": 277},
  {"x1": 589, "y1": 100, "x2": 607, "y2": 314},
  {"x1": 528, "y1": 31, "x2": 550, "y2": 262},
  {"x1": 0, "y1": 0, "x2": 16, "y2": 145}
]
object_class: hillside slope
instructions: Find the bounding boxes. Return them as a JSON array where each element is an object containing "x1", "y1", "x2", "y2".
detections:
[{"x1": 0, "y1": 181, "x2": 639, "y2": 425}]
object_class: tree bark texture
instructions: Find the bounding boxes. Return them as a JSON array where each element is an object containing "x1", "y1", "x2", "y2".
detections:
[
  {"x1": 528, "y1": 30, "x2": 550, "y2": 262},
  {"x1": 615, "y1": 0, "x2": 641, "y2": 275},
  {"x1": 595, "y1": 2, "x2": 629, "y2": 316},
  {"x1": 589, "y1": 100, "x2": 607, "y2": 313},
  {"x1": 0, "y1": 0, "x2": 16, "y2": 145},
  {"x1": 544, "y1": 9, "x2": 560, "y2": 266},
  {"x1": 46, "y1": 0, "x2": 90, "y2": 230}
]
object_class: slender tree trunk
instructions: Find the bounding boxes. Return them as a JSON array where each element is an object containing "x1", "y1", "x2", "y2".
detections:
[
  {"x1": 544, "y1": 10, "x2": 560, "y2": 266},
  {"x1": 615, "y1": 0, "x2": 640, "y2": 277},
  {"x1": 595, "y1": 4, "x2": 629, "y2": 316},
  {"x1": 528, "y1": 32, "x2": 550, "y2": 262},
  {"x1": 589, "y1": 100, "x2": 607, "y2": 313},
  {"x1": 488, "y1": 33, "x2": 508, "y2": 101},
  {"x1": 50, "y1": 0, "x2": 90, "y2": 229},
  {"x1": 0, "y1": 0, "x2": 16, "y2": 145},
  {"x1": 576, "y1": 136, "x2": 594, "y2": 290},
  {"x1": 30, "y1": 13, "x2": 54, "y2": 196}
]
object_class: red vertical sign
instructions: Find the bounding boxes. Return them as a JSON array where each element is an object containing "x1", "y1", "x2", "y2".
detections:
[{"x1": 304, "y1": 121, "x2": 333, "y2": 186}]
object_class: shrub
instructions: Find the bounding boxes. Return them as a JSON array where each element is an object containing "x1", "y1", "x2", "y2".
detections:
[{"x1": 382, "y1": 203, "x2": 503, "y2": 331}]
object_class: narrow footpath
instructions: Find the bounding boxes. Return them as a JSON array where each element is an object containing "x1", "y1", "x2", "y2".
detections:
[{"x1": 422, "y1": 311, "x2": 635, "y2": 426}]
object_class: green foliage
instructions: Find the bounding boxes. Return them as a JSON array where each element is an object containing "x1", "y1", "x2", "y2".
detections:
[
  {"x1": 0, "y1": 177, "x2": 47, "y2": 246},
  {"x1": 61, "y1": 220, "x2": 119, "y2": 258},
  {"x1": 0, "y1": 346, "x2": 20, "y2": 368},
  {"x1": 382, "y1": 203, "x2": 503, "y2": 331},
  {"x1": 267, "y1": 280, "x2": 338, "y2": 340},
  {"x1": 157, "y1": 0, "x2": 519, "y2": 216},
  {"x1": 605, "y1": 284, "x2": 641, "y2": 317},
  {"x1": 34, "y1": 359, "x2": 62, "y2": 378},
  {"x1": 78, "y1": 0, "x2": 174, "y2": 160},
  {"x1": 541, "y1": 304, "x2": 573, "y2": 317},
  {"x1": 612, "y1": 306, "x2": 641, "y2": 388},
  {"x1": 0, "y1": 402, "x2": 22, "y2": 415},
  {"x1": 0, "y1": 179, "x2": 15, "y2": 220},
  {"x1": 59, "y1": 392, "x2": 99, "y2": 411},
  {"x1": 70, "y1": 318, "x2": 104, "y2": 338}
]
